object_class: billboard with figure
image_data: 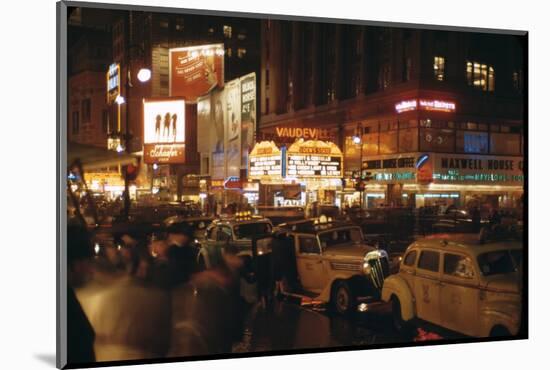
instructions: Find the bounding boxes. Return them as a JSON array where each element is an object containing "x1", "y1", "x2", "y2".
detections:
[{"x1": 143, "y1": 98, "x2": 186, "y2": 164}]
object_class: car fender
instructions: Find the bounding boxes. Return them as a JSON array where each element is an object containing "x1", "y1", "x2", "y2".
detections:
[
  {"x1": 381, "y1": 275, "x2": 415, "y2": 321},
  {"x1": 479, "y1": 300, "x2": 521, "y2": 337},
  {"x1": 316, "y1": 274, "x2": 351, "y2": 303}
]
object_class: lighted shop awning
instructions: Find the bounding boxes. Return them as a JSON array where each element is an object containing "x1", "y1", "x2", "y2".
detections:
[{"x1": 67, "y1": 142, "x2": 139, "y2": 172}]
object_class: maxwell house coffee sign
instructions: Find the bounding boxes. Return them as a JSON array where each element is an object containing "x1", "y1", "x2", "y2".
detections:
[{"x1": 169, "y1": 44, "x2": 225, "y2": 102}]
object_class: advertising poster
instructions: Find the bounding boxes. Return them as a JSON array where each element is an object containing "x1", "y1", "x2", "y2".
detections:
[
  {"x1": 169, "y1": 44, "x2": 224, "y2": 101},
  {"x1": 240, "y1": 73, "x2": 256, "y2": 170},
  {"x1": 197, "y1": 94, "x2": 212, "y2": 153},
  {"x1": 224, "y1": 79, "x2": 241, "y2": 178},
  {"x1": 142, "y1": 99, "x2": 186, "y2": 164},
  {"x1": 211, "y1": 88, "x2": 226, "y2": 180}
]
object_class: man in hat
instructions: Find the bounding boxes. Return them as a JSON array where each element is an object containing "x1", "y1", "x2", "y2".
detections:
[{"x1": 66, "y1": 223, "x2": 96, "y2": 365}]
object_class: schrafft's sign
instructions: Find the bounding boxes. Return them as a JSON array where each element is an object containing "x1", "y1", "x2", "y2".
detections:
[
  {"x1": 395, "y1": 99, "x2": 456, "y2": 113},
  {"x1": 106, "y1": 63, "x2": 120, "y2": 104},
  {"x1": 169, "y1": 44, "x2": 224, "y2": 102},
  {"x1": 143, "y1": 99, "x2": 186, "y2": 164},
  {"x1": 286, "y1": 139, "x2": 343, "y2": 178},
  {"x1": 249, "y1": 141, "x2": 283, "y2": 179}
]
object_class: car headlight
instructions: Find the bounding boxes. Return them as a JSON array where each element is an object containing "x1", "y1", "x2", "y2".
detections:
[{"x1": 362, "y1": 261, "x2": 372, "y2": 275}]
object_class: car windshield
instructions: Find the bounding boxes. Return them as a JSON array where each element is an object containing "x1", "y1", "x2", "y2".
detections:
[
  {"x1": 477, "y1": 250, "x2": 519, "y2": 276},
  {"x1": 234, "y1": 222, "x2": 272, "y2": 239},
  {"x1": 319, "y1": 227, "x2": 363, "y2": 248}
]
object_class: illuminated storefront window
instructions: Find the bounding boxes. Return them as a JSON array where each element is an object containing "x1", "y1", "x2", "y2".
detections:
[
  {"x1": 457, "y1": 131, "x2": 489, "y2": 153},
  {"x1": 466, "y1": 61, "x2": 495, "y2": 92},
  {"x1": 434, "y1": 56, "x2": 445, "y2": 81}
]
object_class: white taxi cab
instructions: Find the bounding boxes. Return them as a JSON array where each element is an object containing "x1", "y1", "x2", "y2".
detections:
[{"x1": 381, "y1": 234, "x2": 523, "y2": 337}]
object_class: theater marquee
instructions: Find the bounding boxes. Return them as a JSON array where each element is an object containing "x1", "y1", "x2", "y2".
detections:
[{"x1": 286, "y1": 139, "x2": 343, "y2": 178}]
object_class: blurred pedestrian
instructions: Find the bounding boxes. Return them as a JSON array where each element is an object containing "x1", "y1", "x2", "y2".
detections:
[
  {"x1": 67, "y1": 223, "x2": 96, "y2": 365},
  {"x1": 85, "y1": 244, "x2": 171, "y2": 362},
  {"x1": 169, "y1": 243, "x2": 246, "y2": 356},
  {"x1": 165, "y1": 222, "x2": 198, "y2": 287}
]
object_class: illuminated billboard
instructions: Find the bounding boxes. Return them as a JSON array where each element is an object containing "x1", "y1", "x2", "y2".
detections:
[
  {"x1": 143, "y1": 99, "x2": 186, "y2": 164},
  {"x1": 169, "y1": 44, "x2": 224, "y2": 102}
]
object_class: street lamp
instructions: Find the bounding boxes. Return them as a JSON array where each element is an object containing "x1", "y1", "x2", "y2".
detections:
[
  {"x1": 115, "y1": 95, "x2": 126, "y2": 105},
  {"x1": 137, "y1": 68, "x2": 151, "y2": 83}
]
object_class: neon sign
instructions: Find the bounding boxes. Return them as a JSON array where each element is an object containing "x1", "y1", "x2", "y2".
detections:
[
  {"x1": 395, "y1": 99, "x2": 456, "y2": 113},
  {"x1": 395, "y1": 100, "x2": 417, "y2": 113}
]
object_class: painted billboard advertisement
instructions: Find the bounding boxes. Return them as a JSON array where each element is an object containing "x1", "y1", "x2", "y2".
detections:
[{"x1": 169, "y1": 44, "x2": 224, "y2": 102}]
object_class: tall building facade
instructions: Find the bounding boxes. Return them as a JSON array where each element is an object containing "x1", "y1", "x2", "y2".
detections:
[
  {"x1": 67, "y1": 26, "x2": 112, "y2": 147},
  {"x1": 259, "y1": 21, "x2": 525, "y2": 210},
  {"x1": 109, "y1": 10, "x2": 259, "y2": 197}
]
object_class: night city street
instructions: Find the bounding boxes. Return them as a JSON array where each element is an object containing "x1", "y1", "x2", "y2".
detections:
[{"x1": 62, "y1": 3, "x2": 525, "y2": 368}]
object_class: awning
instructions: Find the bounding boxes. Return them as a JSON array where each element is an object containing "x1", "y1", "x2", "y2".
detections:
[{"x1": 68, "y1": 142, "x2": 139, "y2": 171}]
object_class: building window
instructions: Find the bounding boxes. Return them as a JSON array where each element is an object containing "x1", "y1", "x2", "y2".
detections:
[
  {"x1": 159, "y1": 20, "x2": 169, "y2": 29},
  {"x1": 175, "y1": 23, "x2": 184, "y2": 31},
  {"x1": 81, "y1": 99, "x2": 91, "y2": 123},
  {"x1": 102, "y1": 109, "x2": 109, "y2": 133},
  {"x1": 490, "y1": 132, "x2": 521, "y2": 155},
  {"x1": 512, "y1": 70, "x2": 523, "y2": 92},
  {"x1": 457, "y1": 131, "x2": 488, "y2": 154},
  {"x1": 237, "y1": 48, "x2": 247, "y2": 58},
  {"x1": 466, "y1": 61, "x2": 495, "y2": 92},
  {"x1": 208, "y1": 27, "x2": 215, "y2": 35},
  {"x1": 378, "y1": 62, "x2": 391, "y2": 90},
  {"x1": 434, "y1": 56, "x2": 445, "y2": 81},
  {"x1": 223, "y1": 25, "x2": 232, "y2": 38},
  {"x1": 237, "y1": 32, "x2": 247, "y2": 41},
  {"x1": 72, "y1": 111, "x2": 79, "y2": 135},
  {"x1": 227, "y1": 48, "x2": 232, "y2": 57}
]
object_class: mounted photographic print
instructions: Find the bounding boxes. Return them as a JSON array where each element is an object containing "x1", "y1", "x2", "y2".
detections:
[{"x1": 57, "y1": 1, "x2": 527, "y2": 369}]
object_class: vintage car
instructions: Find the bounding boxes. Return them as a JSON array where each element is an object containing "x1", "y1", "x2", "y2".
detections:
[
  {"x1": 381, "y1": 234, "x2": 523, "y2": 337},
  {"x1": 275, "y1": 217, "x2": 390, "y2": 315},
  {"x1": 163, "y1": 214, "x2": 214, "y2": 248},
  {"x1": 197, "y1": 212, "x2": 274, "y2": 269}
]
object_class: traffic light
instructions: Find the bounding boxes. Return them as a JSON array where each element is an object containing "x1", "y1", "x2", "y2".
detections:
[{"x1": 123, "y1": 163, "x2": 139, "y2": 181}]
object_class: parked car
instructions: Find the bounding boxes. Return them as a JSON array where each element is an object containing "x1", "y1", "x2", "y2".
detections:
[
  {"x1": 163, "y1": 214, "x2": 214, "y2": 248},
  {"x1": 197, "y1": 213, "x2": 274, "y2": 270},
  {"x1": 257, "y1": 206, "x2": 305, "y2": 225},
  {"x1": 274, "y1": 217, "x2": 390, "y2": 315},
  {"x1": 433, "y1": 208, "x2": 489, "y2": 233},
  {"x1": 381, "y1": 234, "x2": 523, "y2": 337}
]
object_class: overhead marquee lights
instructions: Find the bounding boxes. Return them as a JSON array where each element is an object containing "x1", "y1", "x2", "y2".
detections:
[{"x1": 395, "y1": 99, "x2": 456, "y2": 113}]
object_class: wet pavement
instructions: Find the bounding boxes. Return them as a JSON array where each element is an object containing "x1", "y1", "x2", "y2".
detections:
[{"x1": 233, "y1": 299, "x2": 411, "y2": 353}]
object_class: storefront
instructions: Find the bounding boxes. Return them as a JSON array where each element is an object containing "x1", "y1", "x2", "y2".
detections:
[
  {"x1": 354, "y1": 152, "x2": 524, "y2": 211},
  {"x1": 249, "y1": 139, "x2": 344, "y2": 207}
]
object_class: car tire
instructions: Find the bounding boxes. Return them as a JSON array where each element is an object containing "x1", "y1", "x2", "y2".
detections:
[
  {"x1": 391, "y1": 295, "x2": 408, "y2": 332},
  {"x1": 490, "y1": 325, "x2": 511, "y2": 337},
  {"x1": 331, "y1": 280, "x2": 356, "y2": 316}
]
